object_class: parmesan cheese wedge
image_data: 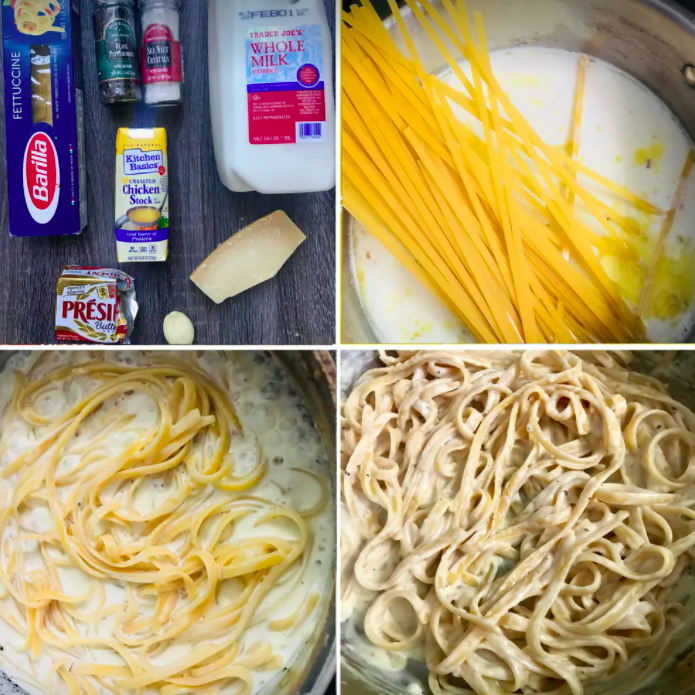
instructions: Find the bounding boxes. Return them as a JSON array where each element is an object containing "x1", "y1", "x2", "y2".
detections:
[{"x1": 190, "y1": 211, "x2": 306, "y2": 303}]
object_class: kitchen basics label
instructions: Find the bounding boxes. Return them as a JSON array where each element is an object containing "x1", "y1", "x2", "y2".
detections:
[
  {"x1": 142, "y1": 23, "x2": 183, "y2": 83},
  {"x1": 96, "y1": 18, "x2": 139, "y2": 82},
  {"x1": 115, "y1": 128, "x2": 169, "y2": 263},
  {"x1": 246, "y1": 24, "x2": 326, "y2": 144}
]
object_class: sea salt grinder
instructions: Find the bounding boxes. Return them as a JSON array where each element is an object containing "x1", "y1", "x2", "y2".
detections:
[{"x1": 140, "y1": 0, "x2": 184, "y2": 106}]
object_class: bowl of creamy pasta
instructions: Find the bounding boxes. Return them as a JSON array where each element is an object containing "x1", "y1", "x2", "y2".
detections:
[
  {"x1": 340, "y1": 349, "x2": 695, "y2": 695},
  {"x1": 0, "y1": 349, "x2": 336, "y2": 695}
]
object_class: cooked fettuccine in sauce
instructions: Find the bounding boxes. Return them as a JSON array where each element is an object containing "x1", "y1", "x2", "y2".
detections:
[
  {"x1": 0, "y1": 351, "x2": 334, "y2": 695},
  {"x1": 341, "y1": 350, "x2": 694, "y2": 695}
]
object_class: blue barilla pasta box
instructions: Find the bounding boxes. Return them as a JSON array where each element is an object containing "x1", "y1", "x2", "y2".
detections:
[{"x1": 2, "y1": 0, "x2": 87, "y2": 236}]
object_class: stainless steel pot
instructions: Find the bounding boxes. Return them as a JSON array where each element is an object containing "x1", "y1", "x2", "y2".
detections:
[
  {"x1": 0, "y1": 349, "x2": 336, "y2": 695},
  {"x1": 273, "y1": 350, "x2": 337, "y2": 695},
  {"x1": 341, "y1": 0, "x2": 695, "y2": 344},
  {"x1": 340, "y1": 348, "x2": 695, "y2": 695}
]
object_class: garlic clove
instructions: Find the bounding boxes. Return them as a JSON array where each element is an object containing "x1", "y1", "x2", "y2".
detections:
[{"x1": 163, "y1": 311, "x2": 195, "y2": 345}]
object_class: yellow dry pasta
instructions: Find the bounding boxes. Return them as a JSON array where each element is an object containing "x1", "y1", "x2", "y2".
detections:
[
  {"x1": 567, "y1": 55, "x2": 588, "y2": 206},
  {"x1": 341, "y1": 0, "x2": 674, "y2": 343}
]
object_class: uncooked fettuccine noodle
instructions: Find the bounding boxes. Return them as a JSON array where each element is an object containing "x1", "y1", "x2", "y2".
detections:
[
  {"x1": 341, "y1": 350, "x2": 694, "y2": 695},
  {"x1": 0, "y1": 356, "x2": 324, "y2": 695}
]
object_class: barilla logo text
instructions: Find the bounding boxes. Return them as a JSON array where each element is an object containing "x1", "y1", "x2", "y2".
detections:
[
  {"x1": 22, "y1": 132, "x2": 60, "y2": 224},
  {"x1": 123, "y1": 148, "x2": 164, "y2": 175}
]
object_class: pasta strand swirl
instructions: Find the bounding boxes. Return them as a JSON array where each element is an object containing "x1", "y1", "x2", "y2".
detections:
[
  {"x1": 0, "y1": 357, "x2": 317, "y2": 695},
  {"x1": 341, "y1": 350, "x2": 695, "y2": 695}
]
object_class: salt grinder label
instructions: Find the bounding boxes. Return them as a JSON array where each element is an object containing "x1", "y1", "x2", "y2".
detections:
[{"x1": 142, "y1": 23, "x2": 183, "y2": 83}]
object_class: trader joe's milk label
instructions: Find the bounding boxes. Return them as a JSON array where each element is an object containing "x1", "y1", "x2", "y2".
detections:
[{"x1": 245, "y1": 24, "x2": 326, "y2": 144}]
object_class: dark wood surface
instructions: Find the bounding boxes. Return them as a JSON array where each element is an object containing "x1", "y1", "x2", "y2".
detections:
[{"x1": 0, "y1": 0, "x2": 336, "y2": 346}]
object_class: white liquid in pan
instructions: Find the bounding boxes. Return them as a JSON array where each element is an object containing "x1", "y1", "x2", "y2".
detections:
[
  {"x1": 0, "y1": 351, "x2": 334, "y2": 695},
  {"x1": 351, "y1": 47, "x2": 695, "y2": 344}
]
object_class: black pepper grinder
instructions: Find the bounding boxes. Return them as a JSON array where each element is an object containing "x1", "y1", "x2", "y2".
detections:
[{"x1": 93, "y1": 0, "x2": 142, "y2": 104}]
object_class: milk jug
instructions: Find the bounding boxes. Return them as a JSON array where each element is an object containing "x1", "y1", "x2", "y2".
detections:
[{"x1": 208, "y1": 0, "x2": 335, "y2": 194}]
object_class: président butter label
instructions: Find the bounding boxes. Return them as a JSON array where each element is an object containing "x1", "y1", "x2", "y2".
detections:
[{"x1": 115, "y1": 128, "x2": 169, "y2": 262}]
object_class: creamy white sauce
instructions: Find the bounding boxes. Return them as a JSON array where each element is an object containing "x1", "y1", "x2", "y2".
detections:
[
  {"x1": 339, "y1": 351, "x2": 695, "y2": 695},
  {"x1": 0, "y1": 351, "x2": 335, "y2": 695},
  {"x1": 351, "y1": 47, "x2": 695, "y2": 343}
]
